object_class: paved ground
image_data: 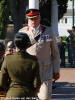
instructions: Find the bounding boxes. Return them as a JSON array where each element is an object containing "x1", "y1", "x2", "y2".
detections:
[{"x1": 52, "y1": 68, "x2": 75, "y2": 100}]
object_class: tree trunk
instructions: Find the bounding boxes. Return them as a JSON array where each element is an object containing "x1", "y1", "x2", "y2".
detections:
[{"x1": 9, "y1": 0, "x2": 28, "y2": 34}]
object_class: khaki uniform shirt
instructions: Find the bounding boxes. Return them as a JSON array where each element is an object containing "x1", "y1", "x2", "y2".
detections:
[{"x1": 19, "y1": 25, "x2": 60, "y2": 81}]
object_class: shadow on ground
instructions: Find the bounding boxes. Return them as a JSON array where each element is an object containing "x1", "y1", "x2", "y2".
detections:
[{"x1": 52, "y1": 82, "x2": 75, "y2": 99}]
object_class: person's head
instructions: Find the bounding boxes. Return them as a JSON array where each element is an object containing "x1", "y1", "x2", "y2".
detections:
[
  {"x1": 5, "y1": 41, "x2": 15, "y2": 56},
  {"x1": 26, "y1": 9, "x2": 41, "y2": 28},
  {"x1": 0, "y1": 42, "x2": 5, "y2": 58},
  {"x1": 14, "y1": 32, "x2": 31, "y2": 51},
  {"x1": 72, "y1": 26, "x2": 75, "y2": 33},
  {"x1": 59, "y1": 37, "x2": 63, "y2": 43}
]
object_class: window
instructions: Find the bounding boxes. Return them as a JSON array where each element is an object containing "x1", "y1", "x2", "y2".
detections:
[
  {"x1": 60, "y1": 19, "x2": 64, "y2": 23},
  {"x1": 65, "y1": 18, "x2": 67, "y2": 23}
]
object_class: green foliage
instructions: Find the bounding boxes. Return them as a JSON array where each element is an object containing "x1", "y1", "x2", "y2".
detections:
[
  {"x1": 0, "y1": 0, "x2": 9, "y2": 39},
  {"x1": 62, "y1": 36, "x2": 67, "y2": 42},
  {"x1": 59, "y1": 36, "x2": 67, "y2": 42}
]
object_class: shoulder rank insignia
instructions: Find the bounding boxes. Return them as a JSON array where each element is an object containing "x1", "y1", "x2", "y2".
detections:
[{"x1": 27, "y1": 26, "x2": 29, "y2": 31}]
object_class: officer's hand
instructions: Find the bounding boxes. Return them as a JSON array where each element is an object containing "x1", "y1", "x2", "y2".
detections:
[{"x1": 53, "y1": 73, "x2": 60, "y2": 81}]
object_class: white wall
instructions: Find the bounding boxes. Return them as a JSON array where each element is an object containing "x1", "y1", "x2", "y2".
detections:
[{"x1": 58, "y1": 0, "x2": 75, "y2": 37}]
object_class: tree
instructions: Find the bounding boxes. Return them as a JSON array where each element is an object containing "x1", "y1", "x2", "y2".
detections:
[
  {"x1": 39, "y1": 0, "x2": 68, "y2": 26},
  {"x1": 0, "y1": 0, "x2": 68, "y2": 39},
  {"x1": 0, "y1": 0, "x2": 9, "y2": 39},
  {"x1": 57, "y1": 0, "x2": 68, "y2": 20},
  {"x1": 40, "y1": 0, "x2": 51, "y2": 26},
  {"x1": 9, "y1": 0, "x2": 28, "y2": 34}
]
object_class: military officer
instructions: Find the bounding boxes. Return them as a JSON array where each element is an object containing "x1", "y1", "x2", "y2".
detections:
[
  {"x1": 19, "y1": 9, "x2": 60, "y2": 100},
  {"x1": 0, "y1": 32, "x2": 41, "y2": 99}
]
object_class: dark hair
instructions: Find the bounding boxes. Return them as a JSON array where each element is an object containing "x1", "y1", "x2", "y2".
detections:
[
  {"x1": 14, "y1": 32, "x2": 31, "y2": 50},
  {"x1": 0, "y1": 43, "x2": 5, "y2": 52},
  {"x1": 72, "y1": 26, "x2": 75, "y2": 29},
  {"x1": 0, "y1": 43, "x2": 5, "y2": 57}
]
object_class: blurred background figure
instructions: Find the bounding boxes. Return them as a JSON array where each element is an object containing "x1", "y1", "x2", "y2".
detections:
[
  {"x1": 58, "y1": 37, "x2": 66, "y2": 67},
  {"x1": 66, "y1": 36, "x2": 73, "y2": 67},
  {"x1": 68, "y1": 26, "x2": 75, "y2": 65},
  {"x1": 0, "y1": 41, "x2": 6, "y2": 92},
  {"x1": 5, "y1": 41, "x2": 15, "y2": 56},
  {"x1": 70, "y1": 26, "x2": 75, "y2": 65},
  {"x1": 0, "y1": 41, "x2": 5, "y2": 70}
]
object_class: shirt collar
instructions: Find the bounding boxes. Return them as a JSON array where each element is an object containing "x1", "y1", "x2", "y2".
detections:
[{"x1": 29, "y1": 24, "x2": 40, "y2": 32}]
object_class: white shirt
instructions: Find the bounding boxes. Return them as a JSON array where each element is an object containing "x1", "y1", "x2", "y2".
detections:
[{"x1": 29, "y1": 24, "x2": 40, "y2": 36}]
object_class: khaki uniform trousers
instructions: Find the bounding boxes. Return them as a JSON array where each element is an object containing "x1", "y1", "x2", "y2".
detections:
[{"x1": 37, "y1": 64, "x2": 53, "y2": 99}]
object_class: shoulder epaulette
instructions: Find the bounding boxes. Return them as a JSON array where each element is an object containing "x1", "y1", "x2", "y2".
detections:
[
  {"x1": 27, "y1": 26, "x2": 29, "y2": 31},
  {"x1": 41, "y1": 25, "x2": 46, "y2": 33}
]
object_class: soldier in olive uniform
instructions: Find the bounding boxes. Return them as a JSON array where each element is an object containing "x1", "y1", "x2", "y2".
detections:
[
  {"x1": 19, "y1": 9, "x2": 60, "y2": 100},
  {"x1": 0, "y1": 33, "x2": 41, "y2": 99}
]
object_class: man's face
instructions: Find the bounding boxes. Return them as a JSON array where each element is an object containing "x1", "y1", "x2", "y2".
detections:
[
  {"x1": 28, "y1": 16, "x2": 41, "y2": 28},
  {"x1": 72, "y1": 28, "x2": 75, "y2": 33}
]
